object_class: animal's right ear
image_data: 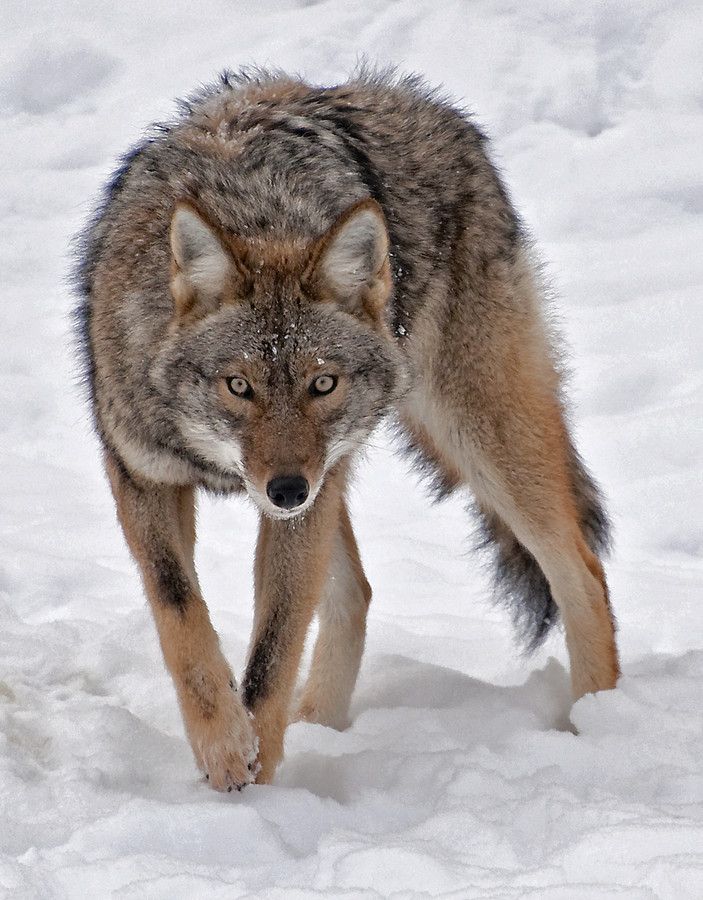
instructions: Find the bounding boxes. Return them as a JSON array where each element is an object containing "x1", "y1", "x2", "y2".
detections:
[{"x1": 169, "y1": 204, "x2": 240, "y2": 320}]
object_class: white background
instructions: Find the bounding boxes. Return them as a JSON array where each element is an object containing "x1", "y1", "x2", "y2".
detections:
[{"x1": 1, "y1": 1, "x2": 701, "y2": 896}]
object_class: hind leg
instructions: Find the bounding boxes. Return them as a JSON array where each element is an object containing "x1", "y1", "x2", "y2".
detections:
[
  {"x1": 481, "y1": 498, "x2": 618, "y2": 697},
  {"x1": 296, "y1": 500, "x2": 372, "y2": 729},
  {"x1": 403, "y1": 396, "x2": 618, "y2": 699},
  {"x1": 401, "y1": 262, "x2": 619, "y2": 698}
]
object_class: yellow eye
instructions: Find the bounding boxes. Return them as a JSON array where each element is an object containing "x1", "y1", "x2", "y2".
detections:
[
  {"x1": 226, "y1": 376, "x2": 253, "y2": 399},
  {"x1": 310, "y1": 374, "x2": 338, "y2": 396}
]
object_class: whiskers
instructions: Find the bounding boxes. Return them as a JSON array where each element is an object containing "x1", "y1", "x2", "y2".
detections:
[{"x1": 337, "y1": 433, "x2": 388, "y2": 454}]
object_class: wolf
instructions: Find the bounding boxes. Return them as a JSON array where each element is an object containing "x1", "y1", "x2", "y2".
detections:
[{"x1": 74, "y1": 68, "x2": 619, "y2": 790}]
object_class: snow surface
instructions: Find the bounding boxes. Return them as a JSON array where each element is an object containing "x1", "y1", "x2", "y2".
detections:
[{"x1": 1, "y1": 0, "x2": 702, "y2": 896}]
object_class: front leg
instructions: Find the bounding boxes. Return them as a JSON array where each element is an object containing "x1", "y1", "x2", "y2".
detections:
[
  {"x1": 296, "y1": 499, "x2": 372, "y2": 730},
  {"x1": 107, "y1": 454, "x2": 257, "y2": 791},
  {"x1": 242, "y1": 470, "x2": 344, "y2": 783}
]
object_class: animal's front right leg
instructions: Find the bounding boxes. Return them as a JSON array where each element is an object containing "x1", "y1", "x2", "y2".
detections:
[{"x1": 106, "y1": 454, "x2": 257, "y2": 791}]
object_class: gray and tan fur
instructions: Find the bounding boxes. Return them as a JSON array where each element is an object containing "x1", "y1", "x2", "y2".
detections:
[{"x1": 75, "y1": 68, "x2": 618, "y2": 790}]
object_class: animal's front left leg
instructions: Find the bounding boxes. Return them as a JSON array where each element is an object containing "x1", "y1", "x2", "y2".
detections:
[
  {"x1": 296, "y1": 499, "x2": 372, "y2": 730},
  {"x1": 242, "y1": 473, "x2": 344, "y2": 783}
]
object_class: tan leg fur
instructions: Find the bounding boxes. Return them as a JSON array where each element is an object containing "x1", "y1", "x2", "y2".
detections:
[
  {"x1": 402, "y1": 259, "x2": 619, "y2": 700},
  {"x1": 296, "y1": 500, "x2": 372, "y2": 730},
  {"x1": 106, "y1": 454, "x2": 257, "y2": 791},
  {"x1": 242, "y1": 465, "x2": 348, "y2": 783}
]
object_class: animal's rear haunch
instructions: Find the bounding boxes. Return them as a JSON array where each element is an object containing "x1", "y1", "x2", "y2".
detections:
[
  {"x1": 74, "y1": 67, "x2": 619, "y2": 790},
  {"x1": 479, "y1": 439, "x2": 612, "y2": 652}
]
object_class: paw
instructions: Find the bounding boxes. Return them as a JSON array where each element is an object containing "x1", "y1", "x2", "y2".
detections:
[
  {"x1": 190, "y1": 694, "x2": 260, "y2": 792},
  {"x1": 200, "y1": 730, "x2": 259, "y2": 792}
]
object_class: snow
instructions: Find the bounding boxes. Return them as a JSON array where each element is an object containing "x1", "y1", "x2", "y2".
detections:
[{"x1": 1, "y1": 0, "x2": 702, "y2": 896}]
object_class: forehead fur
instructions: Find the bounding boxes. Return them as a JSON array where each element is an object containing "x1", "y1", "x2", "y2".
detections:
[
  {"x1": 179, "y1": 293, "x2": 389, "y2": 376},
  {"x1": 236, "y1": 236, "x2": 311, "y2": 279}
]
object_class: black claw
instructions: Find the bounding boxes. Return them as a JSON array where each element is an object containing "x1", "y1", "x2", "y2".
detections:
[
  {"x1": 227, "y1": 785, "x2": 233, "y2": 792},
  {"x1": 248, "y1": 762, "x2": 253, "y2": 771},
  {"x1": 205, "y1": 773, "x2": 209, "y2": 781}
]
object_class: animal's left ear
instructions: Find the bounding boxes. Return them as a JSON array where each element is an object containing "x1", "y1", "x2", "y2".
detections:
[{"x1": 308, "y1": 199, "x2": 391, "y2": 324}]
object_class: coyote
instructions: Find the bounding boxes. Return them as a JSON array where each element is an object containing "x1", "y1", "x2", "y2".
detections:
[{"x1": 75, "y1": 69, "x2": 618, "y2": 790}]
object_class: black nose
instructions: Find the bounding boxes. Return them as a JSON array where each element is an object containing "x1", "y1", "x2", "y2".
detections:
[{"x1": 266, "y1": 475, "x2": 309, "y2": 510}]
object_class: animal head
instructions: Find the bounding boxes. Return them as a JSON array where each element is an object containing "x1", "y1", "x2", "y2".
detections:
[{"x1": 154, "y1": 198, "x2": 408, "y2": 518}]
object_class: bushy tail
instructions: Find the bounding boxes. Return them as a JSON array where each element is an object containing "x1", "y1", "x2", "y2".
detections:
[{"x1": 477, "y1": 442, "x2": 611, "y2": 652}]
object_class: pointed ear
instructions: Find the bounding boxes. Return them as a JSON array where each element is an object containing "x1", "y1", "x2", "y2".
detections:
[
  {"x1": 310, "y1": 199, "x2": 391, "y2": 323},
  {"x1": 170, "y1": 203, "x2": 238, "y2": 320}
]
